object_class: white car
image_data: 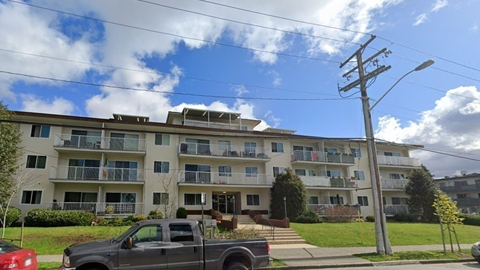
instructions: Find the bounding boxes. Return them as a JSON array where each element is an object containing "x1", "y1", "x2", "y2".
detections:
[{"x1": 471, "y1": 242, "x2": 480, "y2": 263}]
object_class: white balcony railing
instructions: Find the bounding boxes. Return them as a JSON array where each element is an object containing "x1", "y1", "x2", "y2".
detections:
[
  {"x1": 177, "y1": 170, "x2": 274, "y2": 186},
  {"x1": 383, "y1": 205, "x2": 409, "y2": 216},
  {"x1": 291, "y1": 150, "x2": 355, "y2": 164},
  {"x1": 377, "y1": 155, "x2": 420, "y2": 167},
  {"x1": 45, "y1": 202, "x2": 143, "y2": 215},
  {"x1": 53, "y1": 134, "x2": 146, "y2": 152},
  {"x1": 300, "y1": 176, "x2": 357, "y2": 188},
  {"x1": 183, "y1": 119, "x2": 242, "y2": 130},
  {"x1": 50, "y1": 166, "x2": 145, "y2": 182},
  {"x1": 381, "y1": 179, "x2": 409, "y2": 189},
  {"x1": 178, "y1": 142, "x2": 269, "y2": 159}
]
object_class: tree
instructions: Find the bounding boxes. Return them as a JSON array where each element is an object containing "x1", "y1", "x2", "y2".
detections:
[
  {"x1": 432, "y1": 190, "x2": 463, "y2": 253},
  {"x1": 270, "y1": 168, "x2": 307, "y2": 221},
  {"x1": 405, "y1": 165, "x2": 437, "y2": 221}
]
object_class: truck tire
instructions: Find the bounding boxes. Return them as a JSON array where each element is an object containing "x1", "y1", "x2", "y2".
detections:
[{"x1": 227, "y1": 262, "x2": 248, "y2": 270}]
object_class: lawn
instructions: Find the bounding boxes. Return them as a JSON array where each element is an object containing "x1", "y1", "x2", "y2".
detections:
[
  {"x1": 355, "y1": 250, "x2": 471, "y2": 262},
  {"x1": 290, "y1": 222, "x2": 480, "y2": 247}
]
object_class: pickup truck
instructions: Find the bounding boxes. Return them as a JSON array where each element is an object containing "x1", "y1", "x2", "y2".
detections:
[{"x1": 58, "y1": 219, "x2": 271, "y2": 270}]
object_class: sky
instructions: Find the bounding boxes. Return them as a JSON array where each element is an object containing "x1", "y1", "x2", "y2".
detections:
[{"x1": 1, "y1": 0, "x2": 479, "y2": 178}]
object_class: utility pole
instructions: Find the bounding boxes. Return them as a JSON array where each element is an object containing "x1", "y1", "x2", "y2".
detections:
[{"x1": 339, "y1": 35, "x2": 393, "y2": 255}]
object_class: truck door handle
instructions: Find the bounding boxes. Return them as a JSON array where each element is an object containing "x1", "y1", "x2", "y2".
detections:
[
  {"x1": 193, "y1": 247, "x2": 197, "y2": 253},
  {"x1": 161, "y1": 249, "x2": 166, "y2": 255}
]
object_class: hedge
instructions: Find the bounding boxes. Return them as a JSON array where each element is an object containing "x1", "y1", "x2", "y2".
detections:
[
  {"x1": 0, "y1": 206, "x2": 21, "y2": 227},
  {"x1": 460, "y1": 214, "x2": 480, "y2": 226},
  {"x1": 24, "y1": 209, "x2": 95, "y2": 227}
]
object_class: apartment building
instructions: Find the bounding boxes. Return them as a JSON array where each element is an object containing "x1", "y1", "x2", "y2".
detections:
[
  {"x1": 11, "y1": 108, "x2": 422, "y2": 219},
  {"x1": 434, "y1": 173, "x2": 480, "y2": 214}
]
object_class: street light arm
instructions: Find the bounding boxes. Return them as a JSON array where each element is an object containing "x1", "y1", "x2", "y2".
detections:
[{"x1": 369, "y1": 70, "x2": 414, "y2": 111}]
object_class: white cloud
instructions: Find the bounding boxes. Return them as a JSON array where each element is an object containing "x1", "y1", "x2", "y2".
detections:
[
  {"x1": 432, "y1": 0, "x2": 448, "y2": 13},
  {"x1": 233, "y1": 85, "x2": 250, "y2": 97},
  {"x1": 413, "y1": 13, "x2": 428, "y2": 26},
  {"x1": 21, "y1": 94, "x2": 75, "y2": 115},
  {"x1": 264, "y1": 110, "x2": 282, "y2": 128},
  {"x1": 375, "y1": 86, "x2": 480, "y2": 177},
  {"x1": 268, "y1": 70, "x2": 282, "y2": 87}
]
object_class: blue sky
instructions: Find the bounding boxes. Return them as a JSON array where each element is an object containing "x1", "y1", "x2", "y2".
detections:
[{"x1": 1, "y1": 0, "x2": 479, "y2": 177}]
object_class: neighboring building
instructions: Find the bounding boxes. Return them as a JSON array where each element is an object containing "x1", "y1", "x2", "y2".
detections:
[
  {"x1": 434, "y1": 172, "x2": 480, "y2": 214},
  {"x1": 10, "y1": 108, "x2": 422, "y2": 219}
]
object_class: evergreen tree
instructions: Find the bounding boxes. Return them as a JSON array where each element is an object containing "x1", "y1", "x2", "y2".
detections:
[
  {"x1": 405, "y1": 165, "x2": 437, "y2": 221},
  {"x1": 270, "y1": 168, "x2": 307, "y2": 221}
]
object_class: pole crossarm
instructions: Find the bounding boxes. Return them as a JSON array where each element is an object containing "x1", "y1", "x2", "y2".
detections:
[{"x1": 339, "y1": 65, "x2": 391, "y2": 92}]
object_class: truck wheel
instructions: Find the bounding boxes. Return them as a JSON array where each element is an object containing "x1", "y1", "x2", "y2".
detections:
[{"x1": 227, "y1": 262, "x2": 248, "y2": 270}]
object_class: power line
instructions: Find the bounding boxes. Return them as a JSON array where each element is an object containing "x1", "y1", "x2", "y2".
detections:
[
  {"x1": 6, "y1": 0, "x2": 340, "y2": 64},
  {"x1": 0, "y1": 70, "x2": 356, "y2": 101}
]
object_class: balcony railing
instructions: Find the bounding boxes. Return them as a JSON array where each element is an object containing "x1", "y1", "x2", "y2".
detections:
[
  {"x1": 454, "y1": 198, "x2": 480, "y2": 207},
  {"x1": 381, "y1": 179, "x2": 409, "y2": 189},
  {"x1": 307, "y1": 204, "x2": 360, "y2": 216},
  {"x1": 45, "y1": 202, "x2": 143, "y2": 215},
  {"x1": 50, "y1": 166, "x2": 145, "y2": 182},
  {"x1": 291, "y1": 150, "x2": 354, "y2": 164},
  {"x1": 377, "y1": 155, "x2": 420, "y2": 167},
  {"x1": 383, "y1": 205, "x2": 409, "y2": 216},
  {"x1": 178, "y1": 171, "x2": 274, "y2": 186},
  {"x1": 300, "y1": 176, "x2": 357, "y2": 188},
  {"x1": 178, "y1": 142, "x2": 269, "y2": 159},
  {"x1": 439, "y1": 184, "x2": 479, "y2": 193},
  {"x1": 183, "y1": 119, "x2": 242, "y2": 130},
  {"x1": 53, "y1": 134, "x2": 146, "y2": 152}
]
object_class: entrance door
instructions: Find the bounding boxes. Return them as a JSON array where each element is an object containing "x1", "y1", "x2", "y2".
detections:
[{"x1": 218, "y1": 195, "x2": 227, "y2": 213}]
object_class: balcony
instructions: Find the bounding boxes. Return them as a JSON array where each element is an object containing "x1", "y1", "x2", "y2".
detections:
[
  {"x1": 178, "y1": 142, "x2": 270, "y2": 162},
  {"x1": 300, "y1": 176, "x2": 357, "y2": 188},
  {"x1": 46, "y1": 202, "x2": 143, "y2": 215},
  {"x1": 183, "y1": 119, "x2": 242, "y2": 130},
  {"x1": 454, "y1": 198, "x2": 480, "y2": 207},
  {"x1": 53, "y1": 134, "x2": 146, "y2": 154},
  {"x1": 307, "y1": 204, "x2": 360, "y2": 216},
  {"x1": 177, "y1": 171, "x2": 274, "y2": 186},
  {"x1": 383, "y1": 205, "x2": 409, "y2": 216},
  {"x1": 439, "y1": 184, "x2": 480, "y2": 193},
  {"x1": 377, "y1": 155, "x2": 420, "y2": 168},
  {"x1": 291, "y1": 151, "x2": 355, "y2": 165},
  {"x1": 50, "y1": 166, "x2": 145, "y2": 184},
  {"x1": 381, "y1": 179, "x2": 409, "y2": 190}
]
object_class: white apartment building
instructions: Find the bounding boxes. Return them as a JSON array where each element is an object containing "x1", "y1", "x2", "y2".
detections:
[
  {"x1": 434, "y1": 173, "x2": 480, "y2": 214},
  {"x1": 10, "y1": 108, "x2": 422, "y2": 219}
]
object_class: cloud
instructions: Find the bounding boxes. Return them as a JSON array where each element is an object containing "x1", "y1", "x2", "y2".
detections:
[
  {"x1": 20, "y1": 94, "x2": 75, "y2": 115},
  {"x1": 268, "y1": 70, "x2": 282, "y2": 87},
  {"x1": 375, "y1": 86, "x2": 480, "y2": 177},
  {"x1": 432, "y1": 0, "x2": 448, "y2": 13},
  {"x1": 413, "y1": 13, "x2": 428, "y2": 26},
  {"x1": 233, "y1": 85, "x2": 249, "y2": 97},
  {"x1": 264, "y1": 110, "x2": 282, "y2": 128}
]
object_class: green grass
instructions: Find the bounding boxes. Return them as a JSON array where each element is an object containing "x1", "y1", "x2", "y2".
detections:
[
  {"x1": 355, "y1": 250, "x2": 471, "y2": 262},
  {"x1": 270, "y1": 258, "x2": 287, "y2": 267},
  {"x1": 39, "y1": 262, "x2": 61, "y2": 270},
  {"x1": 290, "y1": 222, "x2": 480, "y2": 247}
]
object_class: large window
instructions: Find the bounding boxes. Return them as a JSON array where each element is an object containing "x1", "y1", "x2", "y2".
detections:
[
  {"x1": 357, "y1": 196, "x2": 369, "y2": 206},
  {"x1": 68, "y1": 159, "x2": 100, "y2": 180},
  {"x1": 244, "y1": 142, "x2": 257, "y2": 155},
  {"x1": 391, "y1": 197, "x2": 408, "y2": 205},
  {"x1": 271, "y1": 142, "x2": 284, "y2": 153},
  {"x1": 218, "y1": 140, "x2": 231, "y2": 152},
  {"x1": 30, "y1": 125, "x2": 50, "y2": 138},
  {"x1": 384, "y1": 152, "x2": 401, "y2": 157},
  {"x1": 326, "y1": 170, "x2": 341, "y2": 177},
  {"x1": 308, "y1": 196, "x2": 319, "y2": 205},
  {"x1": 155, "y1": 134, "x2": 170, "y2": 146},
  {"x1": 388, "y1": 173, "x2": 405, "y2": 179},
  {"x1": 351, "y1": 148, "x2": 362, "y2": 158},
  {"x1": 107, "y1": 161, "x2": 138, "y2": 181},
  {"x1": 153, "y1": 192, "x2": 169, "y2": 205},
  {"x1": 354, "y1": 171, "x2": 365, "y2": 180},
  {"x1": 26, "y1": 155, "x2": 46, "y2": 169},
  {"x1": 218, "y1": 166, "x2": 232, "y2": 177},
  {"x1": 110, "y1": 133, "x2": 139, "y2": 150},
  {"x1": 21, "y1": 190, "x2": 42, "y2": 205},
  {"x1": 245, "y1": 167, "x2": 258, "y2": 177},
  {"x1": 325, "y1": 148, "x2": 338, "y2": 154},
  {"x1": 273, "y1": 167, "x2": 286, "y2": 177},
  {"x1": 246, "y1": 194, "x2": 260, "y2": 206},
  {"x1": 184, "y1": 193, "x2": 206, "y2": 205},
  {"x1": 154, "y1": 161, "x2": 170, "y2": 173},
  {"x1": 330, "y1": 196, "x2": 344, "y2": 204}
]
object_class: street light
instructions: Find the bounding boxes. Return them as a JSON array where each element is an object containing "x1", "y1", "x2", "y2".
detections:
[
  {"x1": 362, "y1": 59, "x2": 434, "y2": 255},
  {"x1": 283, "y1": 196, "x2": 287, "y2": 219}
]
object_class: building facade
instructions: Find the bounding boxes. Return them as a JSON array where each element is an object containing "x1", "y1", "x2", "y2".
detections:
[
  {"x1": 435, "y1": 173, "x2": 480, "y2": 214},
  {"x1": 11, "y1": 108, "x2": 422, "y2": 219}
]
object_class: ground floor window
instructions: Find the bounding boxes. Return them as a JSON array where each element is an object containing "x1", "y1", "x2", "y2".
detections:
[
  {"x1": 153, "y1": 192, "x2": 169, "y2": 205},
  {"x1": 391, "y1": 197, "x2": 408, "y2": 205},
  {"x1": 246, "y1": 194, "x2": 260, "y2": 206},
  {"x1": 357, "y1": 196, "x2": 369, "y2": 206},
  {"x1": 329, "y1": 196, "x2": 344, "y2": 205},
  {"x1": 21, "y1": 190, "x2": 42, "y2": 204},
  {"x1": 184, "y1": 193, "x2": 206, "y2": 205},
  {"x1": 308, "y1": 196, "x2": 319, "y2": 205}
]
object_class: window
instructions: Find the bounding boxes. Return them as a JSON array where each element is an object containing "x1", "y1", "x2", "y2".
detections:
[
  {"x1": 246, "y1": 194, "x2": 260, "y2": 206},
  {"x1": 273, "y1": 167, "x2": 286, "y2": 177},
  {"x1": 26, "y1": 155, "x2": 46, "y2": 169},
  {"x1": 107, "y1": 161, "x2": 138, "y2": 181},
  {"x1": 218, "y1": 166, "x2": 232, "y2": 177},
  {"x1": 154, "y1": 161, "x2": 169, "y2": 173},
  {"x1": 391, "y1": 197, "x2": 408, "y2": 205},
  {"x1": 21, "y1": 190, "x2": 42, "y2": 204},
  {"x1": 271, "y1": 142, "x2": 284, "y2": 153},
  {"x1": 218, "y1": 140, "x2": 231, "y2": 152},
  {"x1": 245, "y1": 167, "x2": 258, "y2": 177},
  {"x1": 110, "y1": 133, "x2": 139, "y2": 150},
  {"x1": 132, "y1": 225, "x2": 162, "y2": 246},
  {"x1": 155, "y1": 134, "x2": 170, "y2": 146},
  {"x1": 244, "y1": 142, "x2": 257, "y2": 155},
  {"x1": 308, "y1": 196, "x2": 319, "y2": 205},
  {"x1": 153, "y1": 192, "x2": 169, "y2": 205},
  {"x1": 325, "y1": 148, "x2": 338, "y2": 154},
  {"x1": 326, "y1": 170, "x2": 341, "y2": 177},
  {"x1": 351, "y1": 148, "x2": 362, "y2": 158},
  {"x1": 454, "y1": 181, "x2": 468, "y2": 187},
  {"x1": 30, "y1": 125, "x2": 50, "y2": 138},
  {"x1": 388, "y1": 173, "x2": 405, "y2": 180},
  {"x1": 354, "y1": 171, "x2": 365, "y2": 180},
  {"x1": 241, "y1": 126, "x2": 248, "y2": 131},
  {"x1": 170, "y1": 224, "x2": 194, "y2": 242},
  {"x1": 295, "y1": 169, "x2": 306, "y2": 176},
  {"x1": 457, "y1": 193, "x2": 468, "y2": 199},
  {"x1": 384, "y1": 152, "x2": 401, "y2": 157},
  {"x1": 184, "y1": 193, "x2": 206, "y2": 205},
  {"x1": 357, "y1": 196, "x2": 369, "y2": 206},
  {"x1": 330, "y1": 196, "x2": 344, "y2": 204}
]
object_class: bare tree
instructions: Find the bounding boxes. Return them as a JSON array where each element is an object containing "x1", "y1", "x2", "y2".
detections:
[
  {"x1": 1, "y1": 167, "x2": 39, "y2": 238},
  {"x1": 159, "y1": 172, "x2": 178, "y2": 219}
]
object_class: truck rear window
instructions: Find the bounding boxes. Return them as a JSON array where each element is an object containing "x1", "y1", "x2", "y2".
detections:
[{"x1": 169, "y1": 224, "x2": 194, "y2": 242}]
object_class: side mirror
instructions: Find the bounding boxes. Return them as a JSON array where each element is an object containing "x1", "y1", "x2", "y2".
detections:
[{"x1": 125, "y1": 237, "x2": 133, "y2": 249}]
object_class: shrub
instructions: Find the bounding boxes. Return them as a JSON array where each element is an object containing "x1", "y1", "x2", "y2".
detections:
[
  {"x1": 393, "y1": 213, "x2": 417, "y2": 222},
  {"x1": 324, "y1": 205, "x2": 357, "y2": 223},
  {"x1": 460, "y1": 214, "x2": 480, "y2": 226},
  {"x1": 365, "y1": 215, "x2": 375, "y2": 222},
  {"x1": 176, "y1": 207, "x2": 187, "y2": 218},
  {"x1": 148, "y1": 210, "x2": 164, "y2": 220},
  {"x1": 0, "y1": 206, "x2": 21, "y2": 227},
  {"x1": 270, "y1": 168, "x2": 308, "y2": 220},
  {"x1": 24, "y1": 209, "x2": 94, "y2": 227},
  {"x1": 295, "y1": 210, "x2": 322, "y2": 223}
]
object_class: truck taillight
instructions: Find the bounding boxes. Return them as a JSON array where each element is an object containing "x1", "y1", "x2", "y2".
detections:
[
  {"x1": 2, "y1": 259, "x2": 19, "y2": 269},
  {"x1": 267, "y1": 242, "x2": 270, "y2": 254}
]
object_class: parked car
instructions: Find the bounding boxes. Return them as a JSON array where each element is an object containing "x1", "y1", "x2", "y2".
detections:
[
  {"x1": 0, "y1": 239, "x2": 38, "y2": 270},
  {"x1": 472, "y1": 241, "x2": 480, "y2": 263},
  {"x1": 59, "y1": 219, "x2": 271, "y2": 270}
]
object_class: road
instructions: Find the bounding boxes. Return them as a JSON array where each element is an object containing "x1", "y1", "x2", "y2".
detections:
[{"x1": 321, "y1": 261, "x2": 480, "y2": 269}]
